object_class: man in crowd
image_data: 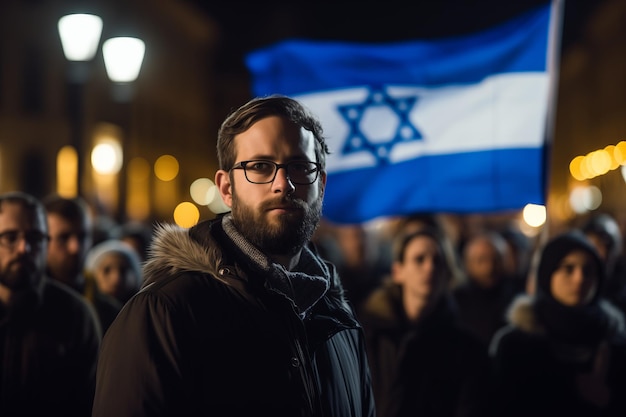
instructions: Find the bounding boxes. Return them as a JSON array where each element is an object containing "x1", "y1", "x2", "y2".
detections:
[
  {"x1": 43, "y1": 194, "x2": 121, "y2": 333},
  {"x1": 0, "y1": 191, "x2": 101, "y2": 416},
  {"x1": 92, "y1": 95, "x2": 375, "y2": 417}
]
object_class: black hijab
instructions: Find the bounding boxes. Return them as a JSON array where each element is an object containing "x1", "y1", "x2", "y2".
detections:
[{"x1": 533, "y1": 230, "x2": 609, "y2": 347}]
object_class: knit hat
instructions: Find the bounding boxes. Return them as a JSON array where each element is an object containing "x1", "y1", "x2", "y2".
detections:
[
  {"x1": 536, "y1": 229, "x2": 604, "y2": 305},
  {"x1": 85, "y1": 239, "x2": 143, "y2": 288}
]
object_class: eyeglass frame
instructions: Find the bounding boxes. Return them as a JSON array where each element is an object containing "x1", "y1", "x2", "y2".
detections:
[
  {"x1": 0, "y1": 229, "x2": 50, "y2": 250},
  {"x1": 230, "y1": 159, "x2": 322, "y2": 185}
]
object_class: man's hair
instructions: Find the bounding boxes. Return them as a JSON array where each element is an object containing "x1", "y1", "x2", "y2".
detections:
[
  {"x1": 216, "y1": 95, "x2": 330, "y2": 171},
  {"x1": 42, "y1": 194, "x2": 90, "y2": 224},
  {"x1": 0, "y1": 191, "x2": 47, "y2": 232}
]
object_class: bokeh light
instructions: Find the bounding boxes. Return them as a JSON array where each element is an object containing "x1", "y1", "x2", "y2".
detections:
[
  {"x1": 522, "y1": 203, "x2": 546, "y2": 228},
  {"x1": 605, "y1": 145, "x2": 619, "y2": 170},
  {"x1": 190, "y1": 178, "x2": 214, "y2": 205},
  {"x1": 614, "y1": 141, "x2": 626, "y2": 164},
  {"x1": 569, "y1": 156, "x2": 585, "y2": 181},
  {"x1": 569, "y1": 185, "x2": 602, "y2": 214},
  {"x1": 91, "y1": 140, "x2": 123, "y2": 175},
  {"x1": 127, "y1": 157, "x2": 151, "y2": 221},
  {"x1": 154, "y1": 155, "x2": 179, "y2": 181},
  {"x1": 57, "y1": 146, "x2": 78, "y2": 197},
  {"x1": 570, "y1": 141, "x2": 626, "y2": 181},
  {"x1": 173, "y1": 202, "x2": 200, "y2": 228}
]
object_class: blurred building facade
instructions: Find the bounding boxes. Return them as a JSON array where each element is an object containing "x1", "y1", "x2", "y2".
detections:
[
  {"x1": 0, "y1": 0, "x2": 625, "y2": 234},
  {"x1": 0, "y1": 0, "x2": 220, "y2": 224},
  {"x1": 549, "y1": 0, "x2": 626, "y2": 234}
]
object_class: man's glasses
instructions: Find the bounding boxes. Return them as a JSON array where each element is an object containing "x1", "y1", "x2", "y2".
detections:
[
  {"x1": 230, "y1": 160, "x2": 321, "y2": 185},
  {"x1": 0, "y1": 230, "x2": 49, "y2": 250}
]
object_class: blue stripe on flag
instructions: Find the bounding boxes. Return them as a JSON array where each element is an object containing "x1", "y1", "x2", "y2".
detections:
[
  {"x1": 246, "y1": 5, "x2": 551, "y2": 96},
  {"x1": 324, "y1": 148, "x2": 545, "y2": 224}
]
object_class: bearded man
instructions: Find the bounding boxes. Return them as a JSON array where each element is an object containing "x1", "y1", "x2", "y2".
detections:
[
  {"x1": 0, "y1": 191, "x2": 101, "y2": 417},
  {"x1": 93, "y1": 95, "x2": 375, "y2": 417}
]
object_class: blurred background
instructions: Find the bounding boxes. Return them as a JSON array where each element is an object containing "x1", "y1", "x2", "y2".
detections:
[{"x1": 0, "y1": 0, "x2": 623, "y2": 237}]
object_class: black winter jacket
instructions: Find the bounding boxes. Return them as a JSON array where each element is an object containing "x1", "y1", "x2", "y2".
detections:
[
  {"x1": 490, "y1": 294, "x2": 626, "y2": 417},
  {"x1": 0, "y1": 278, "x2": 101, "y2": 417},
  {"x1": 92, "y1": 216, "x2": 375, "y2": 417},
  {"x1": 360, "y1": 281, "x2": 493, "y2": 417}
]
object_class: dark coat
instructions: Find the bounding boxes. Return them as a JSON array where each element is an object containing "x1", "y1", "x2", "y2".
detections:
[
  {"x1": 360, "y1": 280, "x2": 493, "y2": 417},
  {"x1": 92, "y1": 217, "x2": 375, "y2": 417},
  {"x1": 82, "y1": 274, "x2": 122, "y2": 334},
  {"x1": 451, "y1": 278, "x2": 519, "y2": 349},
  {"x1": 0, "y1": 279, "x2": 102, "y2": 417},
  {"x1": 490, "y1": 295, "x2": 626, "y2": 417}
]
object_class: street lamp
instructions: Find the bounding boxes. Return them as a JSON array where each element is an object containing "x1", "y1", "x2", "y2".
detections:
[
  {"x1": 58, "y1": 14, "x2": 103, "y2": 62},
  {"x1": 102, "y1": 37, "x2": 146, "y2": 102},
  {"x1": 101, "y1": 36, "x2": 146, "y2": 220},
  {"x1": 57, "y1": 13, "x2": 103, "y2": 197}
]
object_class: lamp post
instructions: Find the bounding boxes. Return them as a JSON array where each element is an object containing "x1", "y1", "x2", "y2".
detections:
[
  {"x1": 102, "y1": 36, "x2": 145, "y2": 220},
  {"x1": 102, "y1": 37, "x2": 145, "y2": 102},
  {"x1": 57, "y1": 13, "x2": 103, "y2": 198}
]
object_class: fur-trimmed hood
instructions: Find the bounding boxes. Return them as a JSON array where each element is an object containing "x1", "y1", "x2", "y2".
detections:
[
  {"x1": 142, "y1": 222, "x2": 222, "y2": 287},
  {"x1": 505, "y1": 293, "x2": 626, "y2": 336},
  {"x1": 141, "y1": 216, "x2": 353, "y2": 320}
]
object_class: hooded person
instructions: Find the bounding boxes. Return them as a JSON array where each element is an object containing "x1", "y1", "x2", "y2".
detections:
[
  {"x1": 85, "y1": 239, "x2": 143, "y2": 304},
  {"x1": 489, "y1": 230, "x2": 626, "y2": 417},
  {"x1": 582, "y1": 213, "x2": 626, "y2": 316}
]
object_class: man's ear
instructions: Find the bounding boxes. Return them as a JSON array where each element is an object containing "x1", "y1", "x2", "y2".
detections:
[
  {"x1": 320, "y1": 170, "x2": 327, "y2": 187},
  {"x1": 215, "y1": 170, "x2": 233, "y2": 208}
]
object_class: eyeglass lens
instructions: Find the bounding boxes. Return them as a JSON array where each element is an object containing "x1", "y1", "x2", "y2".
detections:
[
  {"x1": 244, "y1": 161, "x2": 318, "y2": 184},
  {"x1": 0, "y1": 230, "x2": 48, "y2": 248}
]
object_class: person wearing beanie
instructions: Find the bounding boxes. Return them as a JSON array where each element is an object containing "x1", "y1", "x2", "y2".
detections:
[
  {"x1": 85, "y1": 239, "x2": 143, "y2": 304},
  {"x1": 489, "y1": 230, "x2": 626, "y2": 417}
]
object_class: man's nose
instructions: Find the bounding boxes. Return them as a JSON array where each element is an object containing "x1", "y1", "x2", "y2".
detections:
[
  {"x1": 272, "y1": 166, "x2": 296, "y2": 193},
  {"x1": 67, "y1": 236, "x2": 82, "y2": 253}
]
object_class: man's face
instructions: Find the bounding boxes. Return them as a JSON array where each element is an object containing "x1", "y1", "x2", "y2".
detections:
[
  {"x1": 217, "y1": 116, "x2": 326, "y2": 256},
  {"x1": 46, "y1": 213, "x2": 92, "y2": 285},
  {"x1": 0, "y1": 202, "x2": 47, "y2": 291},
  {"x1": 463, "y1": 237, "x2": 503, "y2": 288}
]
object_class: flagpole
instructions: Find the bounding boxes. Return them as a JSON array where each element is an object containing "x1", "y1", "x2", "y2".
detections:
[{"x1": 541, "y1": 0, "x2": 565, "y2": 240}]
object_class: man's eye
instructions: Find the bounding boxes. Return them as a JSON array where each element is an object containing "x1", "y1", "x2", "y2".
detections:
[
  {"x1": 290, "y1": 162, "x2": 309, "y2": 172},
  {"x1": 250, "y1": 162, "x2": 272, "y2": 172},
  {"x1": 1, "y1": 232, "x2": 18, "y2": 243}
]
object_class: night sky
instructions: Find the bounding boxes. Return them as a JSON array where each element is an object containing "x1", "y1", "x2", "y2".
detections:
[{"x1": 185, "y1": 0, "x2": 602, "y2": 78}]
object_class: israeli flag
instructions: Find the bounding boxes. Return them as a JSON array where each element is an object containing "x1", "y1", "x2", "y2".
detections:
[{"x1": 246, "y1": 3, "x2": 558, "y2": 224}]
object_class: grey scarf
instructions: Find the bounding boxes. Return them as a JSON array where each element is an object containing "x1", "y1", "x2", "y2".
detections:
[{"x1": 222, "y1": 214, "x2": 330, "y2": 318}]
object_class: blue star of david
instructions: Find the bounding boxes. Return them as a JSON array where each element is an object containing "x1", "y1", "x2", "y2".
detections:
[{"x1": 337, "y1": 87, "x2": 422, "y2": 165}]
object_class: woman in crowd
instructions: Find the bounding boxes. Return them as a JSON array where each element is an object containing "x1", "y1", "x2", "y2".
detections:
[
  {"x1": 490, "y1": 230, "x2": 626, "y2": 417},
  {"x1": 85, "y1": 239, "x2": 143, "y2": 304}
]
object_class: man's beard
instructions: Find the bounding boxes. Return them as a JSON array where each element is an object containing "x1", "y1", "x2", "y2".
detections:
[
  {"x1": 0, "y1": 257, "x2": 41, "y2": 291},
  {"x1": 231, "y1": 192, "x2": 322, "y2": 256},
  {"x1": 47, "y1": 255, "x2": 82, "y2": 284},
  {"x1": 0, "y1": 259, "x2": 43, "y2": 320}
]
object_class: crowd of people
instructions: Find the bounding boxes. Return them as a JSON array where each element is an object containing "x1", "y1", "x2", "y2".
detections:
[
  {"x1": 330, "y1": 209, "x2": 626, "y2": 417},
  {"x1": 2, "y1": 94, "x2": 626, "y2": 416},
  {"x1": 0, "y1": 191, "x2": 152, "y2": 415}
]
